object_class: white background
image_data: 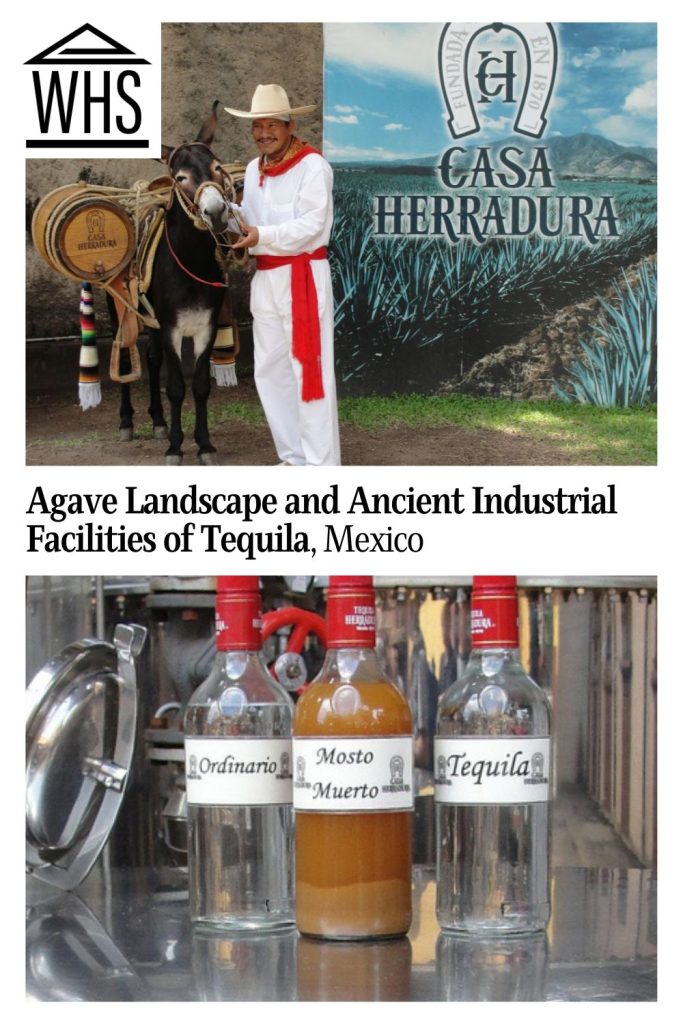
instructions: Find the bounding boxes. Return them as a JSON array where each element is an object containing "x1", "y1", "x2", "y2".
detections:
[{"x1": 11, "y1": 0, "x2": 681, "y2": 1020}]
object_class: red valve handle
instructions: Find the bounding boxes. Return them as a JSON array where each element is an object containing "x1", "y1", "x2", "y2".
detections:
[
  {"x1": 261, "y1": 607, "x2": 327, "y2": 694},
  {"x1": 262, "y1": 607, "x2": 327, "y2": 650}
]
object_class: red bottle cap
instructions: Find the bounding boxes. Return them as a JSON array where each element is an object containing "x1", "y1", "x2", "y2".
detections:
[
  {"x1": 472, "y1": 576, "x2": 517, "y2": 595},
  {"x1": 215, "y1": 576, "x2": 262, "y2": 650},
  {"x1": 216, "y1": 576, "x2": 260, "y2": 594},
  {"x1": 327, "y1": 576, "x2": 376, "y2": 648},
  {"x1": 329, "y1": 576, "x2": 374, "y2": 590},
  {"x1": 471, "y1": 576, "x2": 519, "y2": 648}
]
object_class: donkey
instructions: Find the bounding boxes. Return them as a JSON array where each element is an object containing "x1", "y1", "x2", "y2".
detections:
[{"x1": 117, "y1": 105, "x2": 243, "y2": 465}]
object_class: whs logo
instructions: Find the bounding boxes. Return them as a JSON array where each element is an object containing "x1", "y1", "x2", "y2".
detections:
[{"x1": 25, "y1": 22, "x2": 159, "y2": 156}]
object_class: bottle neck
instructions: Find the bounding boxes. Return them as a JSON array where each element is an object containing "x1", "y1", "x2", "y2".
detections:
[
  {"x1": 466, "y1": 646, "x2": 522, "y2": 669},
  {"x1": 210, "y1": 648, "x2": 271, "y2": 685},
  {"x1": 318, "y1": 645, "x2": 385, "y2": 684},
  {"x1": 214, "y1": 647, "x2": 262, "y2": 660}
]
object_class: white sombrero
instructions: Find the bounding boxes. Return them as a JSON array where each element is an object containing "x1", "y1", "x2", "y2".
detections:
[{"x1": 224, "y1": 84, "x2": 317, "y2": 120}]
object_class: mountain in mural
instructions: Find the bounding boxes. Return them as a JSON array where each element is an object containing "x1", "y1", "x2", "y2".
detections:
[
  {"x1": 337, "y1": 133, "x2": 657, "y2": 181},
  {"x1": 538, "y1": 133, "x2": 656, "y2": 180}
]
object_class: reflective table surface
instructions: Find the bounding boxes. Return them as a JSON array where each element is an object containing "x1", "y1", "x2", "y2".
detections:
[{"x1": 26, "y1": 865, "x2": 656, "y2": 1001}]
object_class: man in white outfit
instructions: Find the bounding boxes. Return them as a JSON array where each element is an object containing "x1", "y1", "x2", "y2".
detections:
[{"x1": 226, "y1": 84, "x2": 341, "y2": 466}]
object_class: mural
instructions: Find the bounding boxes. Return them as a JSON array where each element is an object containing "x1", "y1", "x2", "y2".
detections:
[{"x1": 323, "y1": 23, "x2": 657, "y2": 405}]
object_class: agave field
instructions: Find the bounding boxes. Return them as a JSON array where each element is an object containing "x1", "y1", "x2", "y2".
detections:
[
  {"x1": 554, "y1": 261, "x2": 656, "y2": 407},
  {"x1": 329, "y1": 168, "x2": 657, "y2": 405}
]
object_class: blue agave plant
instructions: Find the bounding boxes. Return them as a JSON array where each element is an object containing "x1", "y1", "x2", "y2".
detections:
[
  {"x1": 554, "y1": 261, "x2": 657, "y2": 407},
  {"x1": 330, "y1": 177, "x2": 656, "y2": 385}
]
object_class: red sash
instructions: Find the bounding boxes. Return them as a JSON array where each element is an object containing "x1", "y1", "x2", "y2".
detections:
[{"x1": 255, "y1": 247, "x2": 327, "y2": 402}]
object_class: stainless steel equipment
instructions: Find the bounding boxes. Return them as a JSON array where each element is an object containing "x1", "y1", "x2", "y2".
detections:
[{"x1": 26, "y1": 623, "x2": 147, "y2": 890}]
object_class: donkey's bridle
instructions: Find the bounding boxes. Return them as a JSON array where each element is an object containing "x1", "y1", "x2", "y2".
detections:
[
  {"x1": 166, "y1": 142, "x2": 248, "y2": 284},
  {"x1": 168, "y1": 142, "x2": 244, "y2": 223}
]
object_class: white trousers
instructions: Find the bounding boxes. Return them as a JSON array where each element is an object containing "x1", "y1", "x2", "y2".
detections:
[{"x1": 250, "y1": 259, "x2": 341, "y2": 466}]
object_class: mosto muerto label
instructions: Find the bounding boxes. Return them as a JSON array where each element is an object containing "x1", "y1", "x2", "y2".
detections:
[{"x1": 292, "y1": 737, "x2": 414, "y2": 811}]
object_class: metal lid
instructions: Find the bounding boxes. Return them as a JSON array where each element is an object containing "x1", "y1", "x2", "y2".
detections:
[{"x1": 26, "y1": 623, "x2": 146, "y2": 890}]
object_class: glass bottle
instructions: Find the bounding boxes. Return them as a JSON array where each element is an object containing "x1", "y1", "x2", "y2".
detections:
[
  {"x1": 293, "y1": 576, "x2": 414, "y2": 940},
  {"x1": 184, "y1": 576, "x2": 294, "y2": 931},
  {"x1": 435, "y1": 576, "x2": 552, "y2": 934}
]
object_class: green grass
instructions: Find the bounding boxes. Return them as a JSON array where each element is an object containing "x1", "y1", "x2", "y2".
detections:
[
  {"x1": 338, "y1": 394, "x2": 656, "y2": 464},
  {"x1": 187, "y1": 400, "x2": 266, "y2": 430},
  {"x1": 25, "y1": 401, "x2": 267, "y2": 448},
  {"x1": 210, "y1": 393, "x2": 656, "y2": 464},
  {"x1": 28, "y1": 393, "x2": 655, "y2": 464},
  {"x1": 26, "y1": 434, "x2": 108, "y2": 449}
]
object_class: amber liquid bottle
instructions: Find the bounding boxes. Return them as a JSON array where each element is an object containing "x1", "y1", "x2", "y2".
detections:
[{"x1": 293, "y1": 576, "x2": 414, "y2": 940}]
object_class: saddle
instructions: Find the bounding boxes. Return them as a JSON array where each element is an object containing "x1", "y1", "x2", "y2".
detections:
[
  {"x1": 107, "y1": 184, "x2": 170, "y2": 384},
  {"x1": 32, "y1": 176, "x2": 174, "y2": 383},
  {"x1": 33, "y1": 167, "x2": 246, "y2": 384}
]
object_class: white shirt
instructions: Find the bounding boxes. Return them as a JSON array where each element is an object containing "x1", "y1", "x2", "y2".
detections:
[{"x1": 240, "y1": 152, "x2": 334, "y2": 257}]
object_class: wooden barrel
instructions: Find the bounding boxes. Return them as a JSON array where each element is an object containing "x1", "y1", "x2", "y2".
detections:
[
  {"x1": 31, "y1": 183, "x2": 85, "y2": 273},
  {"x1": 32, "y1": 187, "x2": 135, "y2": 282}
]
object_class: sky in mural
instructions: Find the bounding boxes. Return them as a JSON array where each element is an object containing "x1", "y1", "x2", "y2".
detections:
[{"x1": 323, "y1": 22, "x2": 657, "y2": 163}]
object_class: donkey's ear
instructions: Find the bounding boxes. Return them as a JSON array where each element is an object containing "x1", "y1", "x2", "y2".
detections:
[
  {"x1": 157, "y1": 144, "x2": 174, "y2": 164},
  {"x1": 196, "y1": 100, "x2": 220, "y2": 146}
]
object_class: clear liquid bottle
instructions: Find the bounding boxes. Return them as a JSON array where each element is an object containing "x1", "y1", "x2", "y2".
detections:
[
  {"x1": 184, "y1": 576, "x2": 294, "y2": 931},
  {"x1": 435, "y1": 576, "x2": 552, "y2": 934},
  {"x1": 293, "y1": 576, "x2": 414, "y2": 940}
]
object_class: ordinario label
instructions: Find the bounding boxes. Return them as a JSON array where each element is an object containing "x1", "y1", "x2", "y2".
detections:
[{"x1": 185, "y1": 737, "x2": 293, "y2": 806}]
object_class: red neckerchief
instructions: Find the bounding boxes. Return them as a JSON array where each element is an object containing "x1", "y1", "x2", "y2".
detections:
[{"x1": 258, "y1": 138, "x2": 320, "y2": 186}]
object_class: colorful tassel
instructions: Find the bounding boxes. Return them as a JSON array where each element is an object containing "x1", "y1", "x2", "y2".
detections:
[
  {"x1": 78, "y1": 282, "x2": 101, "y2": 409},
  {"x1": 210, "y1": 323, "x2": 239, "y2": 387}
]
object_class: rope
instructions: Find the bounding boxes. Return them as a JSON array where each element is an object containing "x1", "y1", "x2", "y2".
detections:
[
  {"x1": 172, "y1": 176, "x2": 248, "y2": 278},
  {"x1": 35, "y1": 164, "x2": 247, "y2": 321},
  {"x1": 163, "y1": 219, "x2": 227, "y2": 288},
  {"x1": 53, "y1": 179, "x2": 175, "y2": 220}
]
